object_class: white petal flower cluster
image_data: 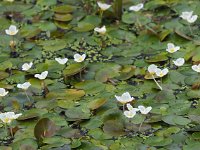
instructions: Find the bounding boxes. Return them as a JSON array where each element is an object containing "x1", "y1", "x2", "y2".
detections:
[
  {"x1": 148, "y1": 64, "x2": 169, "y2": 77},
  {"x1": 124, "y1": 103, "x2": 152, "y2": 118}
]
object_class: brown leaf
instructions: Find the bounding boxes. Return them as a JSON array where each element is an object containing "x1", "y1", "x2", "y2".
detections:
[{"x1": 34, "y1": 118, "x2": 57, "y2": 142}]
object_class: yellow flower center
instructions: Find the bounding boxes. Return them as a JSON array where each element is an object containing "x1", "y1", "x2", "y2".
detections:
[
  {"x1": 78, "y1": 57, "x2": 83, "y2": 62},
  {"x1": 169, "y1": 48, "x2": 175, "y2": 53},
  {"x1": 10, "y1": 31, "x2": 15, "y2": 35},
  {"x1": 159, "y1": 73, "x2": 164, "y2": 77},
  {"x1": 4, "y1": 118, "x2": 11, "y2": 124}
]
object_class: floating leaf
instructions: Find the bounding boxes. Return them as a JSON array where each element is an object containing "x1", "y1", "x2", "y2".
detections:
[
  {"x1": 34, "y1": 118, "x2": 57, "y2": 142},
  {"x1": 162, "y1": 115, "x2": 191, "y2": 125},
  {"x1": 145, "y1": 136, "x2": 172, "y2": 146},
  {"x1": 88, "y1": 98, "x2": 107, "y2": 110},
  {"x1": 53, "y1": 5, "x2": 75, "y2": 13},
  {"x1": 103, "y1": 120, "x2": 125, "y2": 136},
  {"x1": 63, "y1": 63, "x2": 86, "y2": 77},
  {"x1": 54, "y1": 14, "x2": 73, "y2": 22},
  {"x1": 38, "y1": 39, "x2": 67, "y2": 52}
]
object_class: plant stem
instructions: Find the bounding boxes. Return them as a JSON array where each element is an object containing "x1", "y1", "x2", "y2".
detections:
[
  {"x1": 145, "y1": 25, "x2": 157, "y2": 35},
  {"x1": 10, "y1": 35, "x2": 15, "y2": 52},
  {"x1": 4, "y1": 123, "x2": 8, "y2": 137},
  {"x1": 139, "y1": 121, "x2": 143, "y2": 132},
  {"x1": 100, "y1": 10, "x2": 104, "y2": 21},
  {"x1": 123, "y1": 104, "x2": 125, "y2": 112},
  {"x1": 41, "y1": 80, "x2": 49, "y2": 97},
  {"x1": 114, "y1": 0, "x2": 122, "y2": 20},
  {"x1": 25, "y1": 90, "x2": 31, "y2": 102},
  {"x1": 188, "y1": 24, "x2": 193, "y2": 36},
  {"x1": 152, "y1": 75, "x2": 162, "y2": 90},
  {"x1": 79, "y1": 71, "x2": 82, "y2": 81},
  {"x1": 10, "y1": 127, "x2": 13, "y2": 137},
  {"x1": 136, "y1": 16, "x2": 142, "y2": 28}
]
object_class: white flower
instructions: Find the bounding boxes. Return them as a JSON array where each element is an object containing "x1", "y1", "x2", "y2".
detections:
[
  {"x1": 138, "y1": 105, "x2": 152, "y2": 115},
  {"x1": 148, "y1": 64, "x2": 158, "y2": 75},
  {"x1": 94, "y1": 25, "x2": 106, "y2": 34},
  {"x1": 124, "y1": 110, "x2": 136, "y2": 118},
  {"x1": 4, "y1": 0, "x2": 14, "y2": 2},
  {"x1": 173, "y1": 58, "x2": 185, "y2": 67},
  {"x1": 34, "y1": 71, "x2": 48, "y2": 80},
  {"x1": 22, "y1": 62, "x2": 33, "y2": 71},
  {"x1": 55, "y1": 58, "x2": 68, "y2": 65},
  {"x1": 97, "y1": 2, "x2": 111, "y2": 11},
  {"x1": 0, "y1": 88, "x2": 8, "y2": 97},
  {"x1": 180, "y1": 11, "x2": 193, "y2": 20},
  {"x1": 5, "y1": 25, "x2": 18, "y2": 36},
  {"x1": 155, "y1": 68, "x2": 169, "y2": 77},
  {"x1": 166, "y1": 43, "x2": 180, "y2": 53},
  {"x1": 127, "y1": 103, "x2": 139, "y2": 112},
  {"x1": 0, "y1": 112, "x2": 22, "y2": 124},
  {"x1": 192, "y1": 64, "x2": 200, "y2": 73},
  {"x1": 115, "y1": 92, "x2": 134, "y2": 104},
  {"x1": 129, "y1": 3, "x2": 144, "y2": 12},
  {"x1": 17, "y1": 82, "x2": 31, "y2": 90},
  {"x1": 74, "y1": 54, "x2": 86, "y2": 62},
  {"x1": 180, "y1": 11, "x2": 198, "y2": 23},
  {"x1": 187, "y1": 15, "x2": 198, "y2": 23}
]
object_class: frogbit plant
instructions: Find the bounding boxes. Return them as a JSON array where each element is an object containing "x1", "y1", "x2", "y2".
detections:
[
  {"x1": 148, "y1": 64, "x2": 162, "y2": 90},
  {"x1": 137, "y1": 105, "x2": 152, "y2": 131},
  {"x1": 5, "y1": 25, "x2": 19, "y2": 57},
  {"x1": 34, "y1": 71, "x2": 49, "y2": 97},
  {"x1": 123, "y1": 103, "x2": 152, "y2": 131},
  {"x1": 115, "y1": 92, "x2": 134, "y2": 111},
  {"x1": 129, "y1": 3, "x2": 144, "y2": 27},
  {"x1": 180, "y1": 11, "x2": 198, "y2": 35},
  {"x1": 166, "y1": 43, "x2": 180, "y2": 68},
  {"x1": 148, "y1": 64, "x2": 169, "y2": 90},
  {"x1": 155, "y1": 68, "x2": 169, "y2": 89},
  {"x1": 74, "y1": 53, "x2": 86, "y2": 80},
  {"x1": 17, "y1": 82, "x2": 31, "y2": 102},
  {"x1": 0, "y1": 112, "x2": 22, "y2": 137},
  {"x1": 97, "y1": 1, "x2": 111, "y2": 19},
  {"x1": 94, "y1": 25, "x2": 107, "y2": 47}
]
